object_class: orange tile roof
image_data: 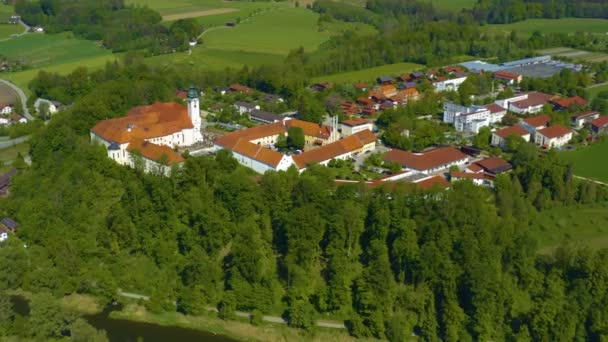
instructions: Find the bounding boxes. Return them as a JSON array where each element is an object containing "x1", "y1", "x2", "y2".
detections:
[
  {"x1": 229, "y1": 83, "x2": 254, "y2": 94},
  {"x1": 414, "y1": 175, "x2": 450, "y2": 190},
  {"x1": 494, "y1": 70, "x2": 521, "y2": 80},
  {"x1": 399, "y1": 88, "x2": 419, "y2": 97},
  {"x1": 592, "y1": 116, "x2": 608, "y2": 128},
  {"x1": 552, "y1": 96, "x2": 588, "y2": 108},
  {"x1": 91, "y1": 102, "x2": 193, "y2": 144},
  {"x1": 523, "y1": 114, "x2": 551, "y2": 128},
  {"x1": 485, "y1": 103, "x2": 506, "y2": 114},
  {"x1": 474, "y1": 157, "x2": 512, "y2": 173},
  {"x1": 510, "y1": 92, "x2": 554, "y2": 109},
  {"x1": 466, "y1": 163, "x2": 484, "y2": 173},
  {"x1": 286, "y1": 119, "x2": 332, "y2": 139},
  {"x1": 293, "y1": 130, "x2": 375, "y2": 169},
  {"x1": 383, "y1": 146, "x2": 468, "y2": 172},
  {"x1": 494, "y1": 125, "x2": 529, "y2": 138},
  {"x1": 537, "y1": 125, "x2": 571, "y2": 139},
  {"x1": 127, "y1": 139, "x2": 184, "y2": 165},
  {"x1": 342, "y1": 118, "x2": 371, "y2": 127}
]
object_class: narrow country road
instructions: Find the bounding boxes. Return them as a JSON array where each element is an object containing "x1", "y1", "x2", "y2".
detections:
[
  {"x1": 0, "y1": 79, "x2": 34, "y2": 121},
  {"x1": 586, "y1": 81, "x2": 608, "y2": 90},
  {"x1": 574, "y1": 175, "x2": 608, "y2": 186},
  {"x1": 116, "y1": 291, "x2": 346, "y2": 329},
  {"x1": 0, "y1": 20, "x2": 30, "y2": 42}
]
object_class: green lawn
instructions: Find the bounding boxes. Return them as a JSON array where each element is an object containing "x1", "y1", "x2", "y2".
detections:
[
  {"x1": 127, "y1": 0, "x2": 217, "y2": 15},
  {"x1": 484, "y1": 18, "x2": 608, "y2": 37},
  {"x1": 202, "y1": 8, "x2": 334, "y2": 55},
  {"x1": 560, "y1": 140, "x2": 608, "y2": 183},
  {"x1": 0, "y1": 33, "x2": 112, "y2": 68},
  {"x1": 421, "y1": 0, "x2": 476, "y2": 11},
  {"x1": 311, "y1": 62, "x2": 424, "y2": 84},
  {"x1": 532, "y1": 205, "x2": 608, "y2": 255},
  {"x1": 147, "y1": 47, "x2": 283, "y2": 71},
  {"x1": 0, "y1": 24, "x2": 22, "y2": 39},
  {"x1": 586, "y1": 82, "x2": 608, "y2": 99},
  {"x1": 0, "y1": 2, "x2": 14, "y2": 17},
  {"x1": 0, "y1": 142, "x2": 29, "y2": 174},
  {"x1": 537, "y1": 47, "x2": 608, "y2": 64}
]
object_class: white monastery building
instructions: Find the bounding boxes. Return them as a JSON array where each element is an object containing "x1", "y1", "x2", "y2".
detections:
[
  {"x1": 443, "y1": 102, "x2": 507, "y2": 133},
  {"x1": 90, "y1": 86, "x2": 203, "y2": 174}
]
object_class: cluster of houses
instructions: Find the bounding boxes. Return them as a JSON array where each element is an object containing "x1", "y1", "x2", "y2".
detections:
[
  {"x1": 0, "y1": 217, "x2": 18, "y2": 242},
  {"x1": 0, "y1": 103, "x2": 27, "y2": 125}
]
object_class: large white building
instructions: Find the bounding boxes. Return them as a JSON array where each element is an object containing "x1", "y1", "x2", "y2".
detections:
[
  {"x1": 534, "y1": 125, "x2": 573, "y2": 149},
  {"x1": 443, "y1": 102, "x2": 507, "y2": 133},
  {"x1": 433, "y1": 75, "x2": 468, "y2": 92},
  {"x1": 494, "y1": 92, "x2": 554, "y2": 114},
  {"x1": 90, "y1": 86, "x2": 203, "y2": 175},
  {"x1": 383, "y1": 146, "x2": 468, "y2": 175}
]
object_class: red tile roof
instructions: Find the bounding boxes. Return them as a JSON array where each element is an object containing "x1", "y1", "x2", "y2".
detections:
[
  {"x1": 342, "y1": 118, "x2": 371, "y2": 127},
  {"x1": 485, "y1": 103, "x2": 506, "y2": 114},
  {"x1": 494, "y1": 125, "x2": 529, "y2": 138},
  {"x1": 511, "y1": 92, "x2": 554, "y2": 109},
  {"x1": 592, "y1": 116, "x2": 608, "y2": 128},
  {"x1": 292, "y1": 130, "x2": 375, "y2": 169},
  {"x1": 91, "y1": 102, "x2": 193, "y2": 144},
  {"x1": 552, "y1": 96, "x2": 588, "y2": 108},
  {"x1": 414, "y1": 175, "x2": 450, "y2": 190},
  {"x1": 571, "y1": 111, "x2": 599, "y2": 120},
  {"x1": 523, "y1": 114, "x2": 551, "y2": 128},
  {"x1": 474, "y1": 157, "x2": 512, "y2": 174},
  {"x1": 537, "y1": 125, "x2": 571, "y2": 139},
  {"x1": 466, "y1": 163, "x2": 484, "y2": 173},
  {"x1": 494, "y1": 70, "x2": 521, "y2": 80},
  {"x1": 383, "y1": 146, "x2": 468, "y2": 171},
  {"x1": 229, "y1": 84, "x2": 254, "y2": 94},
  {"x1": 127, "y1": 139, "x2": 184, "y2": 165},
  {"x1": 354, "y1": 83, "x2": 368, "y2": 89}
]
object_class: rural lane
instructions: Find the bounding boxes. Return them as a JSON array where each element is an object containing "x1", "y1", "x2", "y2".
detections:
[
  {"x1": 0, "y1": 78, "x2": 34, "y2": 121},
  {"x1": 574, "y1": 175, "x2": 608, "y2": 186},
  {"x1": 0, "y1": 20, "x2": 30, "y2": 42},
  {"x1": 117, "y1": 290, "x2": 346, "y2": 329}
]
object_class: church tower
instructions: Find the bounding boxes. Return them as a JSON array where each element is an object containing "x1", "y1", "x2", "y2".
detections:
[{"x1": 187, "y1": 85, "x2": 203, "y2": 142}]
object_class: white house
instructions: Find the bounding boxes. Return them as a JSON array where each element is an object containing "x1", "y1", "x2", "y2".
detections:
[
  {"x1": 534, "y1": 125, "x2": 573, "y2": 149},
  {"x1": 0, "y1": 104, "x2": 13, "y2": 115},
  {"x1": 34, "y1": 98, "x2": 61, "y2": 115},
  {"x1": 340, "y1": 118, "x2": 374, "y2": 137},
  {"x1": 491, "y1": 125, "x2": 531, "y2": 148},
  {"x1": 571, "y1": 111, "x2": 600, "y2": 128},
  {"x1": 450, "y1": 171, "x2": 495, "y2": 187},
  {"x1": 90, "y1": 86, "x2": 203, "y2": 175},
  {"x1": 383, "y1": 146, "x2": 468, "y2": 175},
  {"x1": 443, "y1": 102, "x2": 506, "y2": 133},
  {"x1": 433, "y1": 75, "x2": 468, "y2": 92},
  {"x1": 495, "y1": 92, "x2": 554, "y2": 114},
  {"x1": 520, "y1": 114, "x2": 551, "y2": 139},
  {"x1": 234, "y1": 101, "x2": 259, "y2": 115}
]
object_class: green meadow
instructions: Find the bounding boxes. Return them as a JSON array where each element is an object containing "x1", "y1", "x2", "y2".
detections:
[
  {"x1": 484, "y1": 18, "x2": 608, "y2": 37},
  {"x1": 422, "y1": 0, "x2": 477, "y2": 11},
  {"x1": 0, "y1": 3, "x2": 21, "y2": 39},
  {"x1": 586, "y1": 82, "x2": 608, "y2": 99},
  {"x1": 560, "y1": 140, "x2": 608, "y2": 183},
  {"x1": 312, "y1": 62, "x2": 423, "y2": 84},
  {"x1": 147, "y1": 48, "x2": 283, "y2": 71}
]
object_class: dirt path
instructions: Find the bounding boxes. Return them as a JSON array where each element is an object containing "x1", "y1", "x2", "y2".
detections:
[{"x1": 162, "y1": 8, "x2": 238, "y2": 21}]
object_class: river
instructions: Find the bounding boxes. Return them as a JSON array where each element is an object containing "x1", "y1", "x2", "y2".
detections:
[{"x1": 11, "y1": 296, "x2": 237, "y2": 342}]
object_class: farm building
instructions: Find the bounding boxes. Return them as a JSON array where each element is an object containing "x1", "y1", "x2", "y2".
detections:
[{"x1": 571, "y1": 111, "x2": 600, "y2": 128}]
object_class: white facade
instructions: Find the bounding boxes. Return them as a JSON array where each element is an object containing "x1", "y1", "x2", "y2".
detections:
[
  {"x1": 34, "y1": 98, "x2": 59, "y2": 114},
  {"x1": 495, "y1": 94, "x2": 547, "y2": 115},
  {"x1": 491, "y1": 131, "x2": 530, "y2": 148},
  {"x1": 433, "y1": 76, "x2": 467, "y2": 92},
  {"x1": 535, "y1": 131, "x2": 573, "y2": 149},
  {"x1": 340, "y1": 122, "x2": 374, "y2": 137},
  {"x1": 443, "y1": 102, "x2": 506, "y2": 133},
  {"x1": 0, "y1": 231, "x2": 7, "y2": 242}
]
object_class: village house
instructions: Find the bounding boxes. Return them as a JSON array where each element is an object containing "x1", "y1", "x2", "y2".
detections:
[
  {"x1": 467, "y1": 156, "x2": 513, "y2": 175},
  {"x1": 521, "y1": 114, "x2": 551, "y2": 137},
  {"x1": 0, "y1": 217, "x2": 18, "y2": 242},
  {"x1": 495, "y1": 92, "x2": 554, "y2": 114},
  {"x1": 234, "y1": 101, "x2": 260, "y2": 115},
  {"x1": 377, "y1": 76, "x2": 393, "y2": 85},
  {"x1": 491, "y1": 125, "x2": 531, "y2": 148},
  {"x1": 0, "y1": 168, "x2": 17, "y2": 196},
  {"x1": 229, "y1": 83, "x2": 254, "y2": 95},
  {"x1": 432, "y1": 75, "x2": 468, "y2": 92},
  {"x1": 383, "y1": 146, "x2": 468, "y2": 175},
  {"x1": 443, "y1": 102, "x2": 507, "y2": 133},
  {"x1": 90, "y1": 87, "x2": 203, "y2": 175},
  {"x1": 551, "y1": 96, "x2": 588, "y2": 111},
  {"x1": 450, "y1": 171, "x2": 495, "y2": 187},
  {"x1": 249, "y1": 109, "x2": 282, "y2": 124},
  {"x1": 340, "y1": 118, "x2": 374, "y2": 137},
  {"x1": 493, "y1": 70, "x2": 523, "y2": 85},
  {"x1": 0, "y1": 103, "x2": 13, "y2": 115},
  {"x1": 34, "y1": 98, "x2": 62, "y2": 115},
  {"x1": 534, "y1": 125, "x2": 573, "y2": 149},
  {"x1": 354, "y1": 83, "x2": 368, "y2": 91},
  {"x1": 10, "y1": 114, "x2": 27, "y2": 124},
  {"x1": 376, "y1": 84, "x2": 398, "y2": 98},
  {"x1": 310, "y1": 82, "x2": 333, "y2": 92},
  {"x1": 591, "y1": 116, "x2": 608, "y2": 135},
  {"x1": 571, "y1": 111, "x2": 600, "y2": 128}
]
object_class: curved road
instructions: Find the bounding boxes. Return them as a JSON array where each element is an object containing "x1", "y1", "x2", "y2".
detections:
[
  {"x1": 0, "y1": 20, "x2": 30, "y2": 42},
  {"x1": 0, "y1": 78, "x2": 34, "y2": 121}
]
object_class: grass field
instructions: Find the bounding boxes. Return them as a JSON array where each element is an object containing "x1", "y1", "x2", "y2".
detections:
[
  {"x1": 147, "y1": 47, "x2": 283, "y2": 71},
  {"x1": 532, "y1": 205, "x2": 608, "y2": 254},
  {"x1": 0, "y1": 24, "x2": 21, "y2": 39},
  {"x1": 560, "y1": 140, "x2": 608, "y2": 183},
  {"x1": 586, "y1": 82, "x2": 608, "y2": 99},
  {"x1": 0, "y1": 83, "x2": 18, "y2": 104},
  {"x1": 484, "y1": 18, "x2": 608, "y2": 37},
  {"x1": 312, "y1": 62, "x2": 423, "y2": 84},
  {"x1": 421, "y1": 0, "x2": 476, "y2": 11},
  {"x1": 0, "y1": 142, "x2": 29, "y2": 173},
  {"x1": 538, "y1": 47, "x2": 608, "y2": 64},
  {"x1": 0, "y1": 3, "x2": 13, "y2": 17},
  {"x1": 0, "y1": 33, "x2": 112, "y2": 68}
]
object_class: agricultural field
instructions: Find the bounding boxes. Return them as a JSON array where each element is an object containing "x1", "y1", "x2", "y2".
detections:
[
  {"x1": 560, "y1": 140, "x2": 608, "y2": 183},
  {"x1": 0, "y1": 83, "x2": 18, "y2": 104},
  {"x1": 586, "y1": 82, "x2": 608, "y2": 99},
  {"x1": 538, "y1": 47, "x2": 608, "y2": 64},
  {"x1": 532, "y1": 205, "x2": 608, "y2": 255},
  {"x1": 311, "y1": 62, "x2": 423, "y2": 84},
  {"x1": 0, "y1": 3, "x2": 21, "y2": 39},
  {"x1": 484, "y1": 18, "x2": 608, "y2": 37},
  {"x1": 147, "y1": 47, "x2": 283, "y2": 72},
  {"x1": 0, "y1": 142, "x2": 29, "y2": 174}
]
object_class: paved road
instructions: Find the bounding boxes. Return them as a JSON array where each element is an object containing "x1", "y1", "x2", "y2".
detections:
[
  {"x1": 0, "y1": 79, "x2": 34, "y2": 121},
  {"x1": 574, "y1": 175, "x2": 608, "y2": 186},
  {"x1": 0, "y1": 135, "x2": 30, "y2": 149},
  {"x1": 587, "y1": 81, "x2": 608, "y2": 90},
  {"x1": 117, "y1": 291, "x2": 346, "y2": 329}
]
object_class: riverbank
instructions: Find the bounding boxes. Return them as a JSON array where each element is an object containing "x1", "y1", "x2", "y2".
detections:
[{"x1": 111, "y1": 303, "x2": 369, "y2": 342}]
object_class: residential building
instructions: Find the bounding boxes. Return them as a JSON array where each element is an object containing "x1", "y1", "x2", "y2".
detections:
[
  {"x1": 229, "y1": 83, "x2": 254, "y2": 95},
  {"x1": 34, "y1": 98, "x2": 61, "y2": 115},
  {"x1": 451, "y1": 171, "x2": 495, "y2": 187},
  {"x1": 591, "y1": 116, "x2": 608, "y2": 135},
  {"x1": 340, "y1": 118, "x2": 374, "y2": 137},
  {"x1": 491, "y1": 125, "x2": 531, "y2": 147},
  {"x1": 495, "y1": 92, "x2": 554, "y2": 114},
  {"x1": 494, "y1": 70, "x2": 522, "y2": 85},
  {"x1": 90, "y1": 87, "x2": 203, "y2": 175},
  {"x1": 470, "y1": 156, "x2": 513, "y2": 175},
  {"x1": 551, "y1": 96, "x2": 588, "y2": 110},
  {"x1": 0, "y1": 217, "x2": 19, "y2": 232},
  {"x1": 414, "y1": 175, "x2": 450, "y2": 190},
  {"x1": 433, "y1": 75, "x2": 467, "y2": 92},
  {"x1": 443, "y1": 102, "x2": 507, "y2": 133},
  {"x1": 377, "y1": 76, "x2": 393, "y2": 84},
  {"x1": 521, "y1": 114, "x2": 551, "y2": 136},
  {"x1": 0, "y1": 104, "x2": 12, "y2": 115},
  {"x1": 383, "y1": 146, "x2": 468, "y2": 174},
  {"x1": 249, "y1": 109, "x2": 282, "y2": 124},
  {"x1": 0, "y1": 227, "x2": 7, "y2": 242},
  {"x1": 377, "y1": 85, "x2": 398, "y2": 98},
  {"x1": 310, "y1": 82, "x2": 333, "y2": 92},
  {"x1": 571, "y1": 111, "x2": 600, "y2": 128},
  {"x1": 534, "y1": 125, "x2": 573, "y2": 149},
  {"x1": 234, "y1": 101, "x2": 259, "y2": 115},
  {"x1": 0, "y1": 169, "x2": 17, "y2": 196}
]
